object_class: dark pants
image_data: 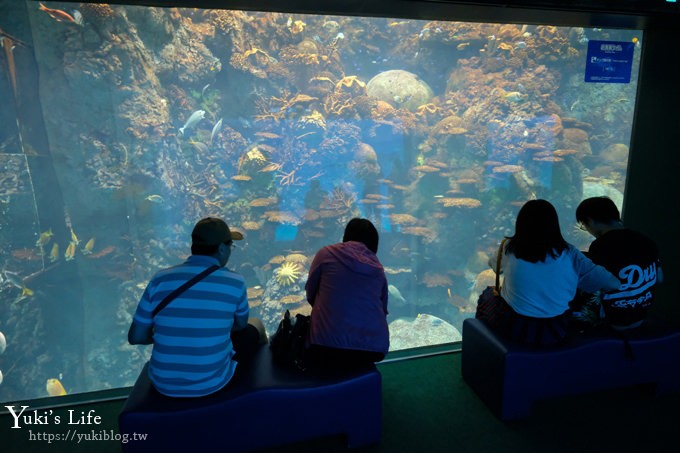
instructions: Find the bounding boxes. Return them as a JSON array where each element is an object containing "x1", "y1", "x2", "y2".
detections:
[
  {"x1": 476, "y1": 287, "x2": 569, "y2": 346},
  {"x1": 305, "y1": 345, "x2": 385, "y2": 371},
  {"x1": 231, "y1": 324, "x2": 261, "y2": 363}
]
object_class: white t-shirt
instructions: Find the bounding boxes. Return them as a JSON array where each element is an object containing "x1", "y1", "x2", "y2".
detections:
[{"x1": 500, "y1": 244, "x2": 620, "y2": 318}]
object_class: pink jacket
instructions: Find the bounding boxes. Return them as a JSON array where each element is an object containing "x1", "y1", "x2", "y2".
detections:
[{"x1": 305, "y1": 241, "x2": 389, "y2": 353}]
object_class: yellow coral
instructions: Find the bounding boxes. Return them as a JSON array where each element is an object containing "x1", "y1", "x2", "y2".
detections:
[
  {"x1": 275, "y1": 262, "x2": 302, "y2": 287},
  {"x1": 285, "y1": 253, "x2": 308, "y2": 264}
]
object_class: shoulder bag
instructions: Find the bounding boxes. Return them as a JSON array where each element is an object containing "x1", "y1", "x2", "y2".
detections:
[
  {"x1": 475, "y1": 238, "x2": 508, "y2": 323},
  {"x1": 152, "y1": 265, "x2": 220, "y2": 317}
]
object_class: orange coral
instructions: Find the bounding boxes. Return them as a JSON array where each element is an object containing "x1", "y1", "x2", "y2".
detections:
[
  {"x1": 401, "y1": 226, "x2": 437, "y2": 242},
  {"x1": 562, "y1": 128, "x2": 589, "y2": 143},
  {"x1": 263, "y1": 210, "x2": 300, "y2": 225},
  {"x1": 241, "y1": 221, "x2": 261, "y2": 231},
  {"x1": 389, "y1": 213, "x2": 419, "y2": 225},
  {"x1": 80, "y1": 3, "x2": 115, "y2": 19},
  {"x1": 285, "y1": 253, "x2": 308, "y2": 264},
  {"x1": 250, "y1": 298, "x2": 263, "y2": 308},
  {"x1": 492, "y1": 165, "x2": 524, "y2": 174},
  {"x1": 302, "y1": 209, "x2": 320, "y2": 221},
  {"x1": 431, "y1": 115, "x2": 467, "y2": 136},
  {"x1": 268, "y1": 255, "x2": 286, "y2": 264},
  {"x1": 437, "y1": 197, "x2": 482, "y2": 208},
  {"x1": 413, "y1": 165, "x2": 440, "y2": 173},
  {"x1": 365, "y1": 193, "x2": 390, "y2": 200},
  {"x1": 280, "y1": 294, "x2": 306, "y2": 305},
  {"x1": 249, "y1": 197, "x2": 277, "y2": 207},
  {"x1": 553, "y1": 149, "x2": 578, "y2": 156},
  {"x1": 423, "y1": 273, "x2": 453, "y2": 288},
  {"x1": 533, "y1": 156, "x2": 564, "y2": 162}
]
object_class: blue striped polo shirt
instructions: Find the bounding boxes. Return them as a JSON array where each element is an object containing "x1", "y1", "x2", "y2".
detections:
[{"x1": 132, "y1": 255, "x2": 249, "y2": 397}]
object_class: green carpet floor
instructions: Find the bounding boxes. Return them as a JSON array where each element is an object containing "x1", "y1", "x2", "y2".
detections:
[{"x1": 1, "y1": 351, "x2": 678, "y2": 452}]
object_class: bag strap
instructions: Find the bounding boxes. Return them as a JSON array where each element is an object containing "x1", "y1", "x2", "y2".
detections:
[
  {"x1": 495, "y1": 238, "x2": 508, "y2": 292},
  {"x1": 152, "y1": 265, "x2": 220, "y2": 317}
]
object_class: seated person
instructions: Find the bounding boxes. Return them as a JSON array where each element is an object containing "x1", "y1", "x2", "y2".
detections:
[
  {"x1": 128, "y1": 217, "x2": 266, "y2": 397},
  {"x1": 574, "y1": 196, "x2": 663, "y2": 330},
  {"x1": 478, "y1": 199, "x2": 621, "y2": 346},
  {"x1": 305, "y1": 218, "x2": 389, "y2": 370}
]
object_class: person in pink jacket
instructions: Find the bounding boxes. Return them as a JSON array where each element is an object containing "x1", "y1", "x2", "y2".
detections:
[{"x1": 305, "y1": 218, "x2": 390, "y2": 369}]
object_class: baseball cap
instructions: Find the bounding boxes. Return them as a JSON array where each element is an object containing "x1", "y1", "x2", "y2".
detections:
[{"x1": 191, "y1": 217, "x2": 244, "y2": 246}]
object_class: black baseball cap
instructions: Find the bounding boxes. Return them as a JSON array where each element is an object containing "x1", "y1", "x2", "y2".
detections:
[{"x1": 191, "y1": 217, "x2": 244, "y2": 246}]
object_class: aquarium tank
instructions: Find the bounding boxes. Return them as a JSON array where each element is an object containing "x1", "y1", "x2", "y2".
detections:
[{"x1": 0, "y1": 1, "x2": 640, "y2": 401}]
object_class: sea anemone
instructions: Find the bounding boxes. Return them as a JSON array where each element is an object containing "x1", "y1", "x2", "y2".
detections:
[{"x1": 275, "y1": 262, "x2": 302, "y2": 287}]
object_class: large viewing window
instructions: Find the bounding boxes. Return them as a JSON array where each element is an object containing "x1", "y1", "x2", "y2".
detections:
[{"x1": 0, "y1": 2, "x2": 640, "y2": 401}]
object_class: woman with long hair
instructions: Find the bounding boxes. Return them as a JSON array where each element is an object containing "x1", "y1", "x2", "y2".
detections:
[{"x1": 479, "y1": 200, "x2": 620, "y2": 345}]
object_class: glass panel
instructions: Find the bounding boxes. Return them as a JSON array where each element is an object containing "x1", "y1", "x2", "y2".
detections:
[{"x1": 0, "y1": 3, "x2": 640, "y2": 401}]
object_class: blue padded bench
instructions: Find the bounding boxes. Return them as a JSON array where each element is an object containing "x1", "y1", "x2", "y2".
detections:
[
  {"x1": 461, "y1": 317, "x2": 680, "y2": 420},
  {"x1": 118, "y1": 345, "x2": 382, "y2": 452}
]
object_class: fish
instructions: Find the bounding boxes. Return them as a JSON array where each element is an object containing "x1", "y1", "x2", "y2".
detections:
[
  {"x1": 65, "y1": 241, "x2": 76, "y2": 261},
  {"x1": 178, "y1": 110, "x2": 206, "y2": 136},
  {"x1": 145, "y1": 194, "x2": 164, "y2": 204},
  {"x1": 46, "y1": 378, "x2": 67, "y2": 396},
  {"x1": 38, "y1": 3, "x2": 77, "y2": 24},
  {"x1": 209, "y1": 59, "x2": 221, "y2": 72},
  {"x1": 0, "y1": 369, "x2": 3, "y2": 385},
  {"x1": 457, "y1": 42, "x2": 470, "y2": 50},
  {"x1": 393, "y1": 94, "x2": 412, "y2": 105},
  {"x1": 21, "y1": 287, "x2": 33, "y2": 298},
  {"x1": 0, "y1": 331, "x2": 6, "y2": 354},
  {"x1": 330, "y1": 32, "x2": 345, "y2": 47},
  {"x1": 504, "y1": 91, "x2": 526, "y2": 102},
  {"x1": 88, "y1": 245, "x2": 115, "y2": 259},
  {"x1": 210, "y1": 118, "x2": 222, "y2": 146},
  {"x1": 188, "y1": 140, "x2": 209, "y2": 154},
  {"x1": 3, "y1": 270, "x2": 24, "y2": 290},
  {"x1": 72, "y1": 10, "x2": 83, "y2": 26},
  {"x1": 35, "y1": 229, "x2": 53, "y2": 247},
  {"x1": 82, "y1": 238, "x2": 95, "y2": 255},
  {"x1": 49, "y1": 243, "x2": 59, "y2": 263},
  {"x1": 388, "y1": 284, "x2": 407, "y2": 305},
  {"x1": 201, "y1": 83, "x2": 210, "y2": 98},
  {"x1": 388, "y1": 21, "x2": 409, "y2": 27},
  {"x1": 70, "y1": 227, "x2": 80, "y2": 245},
  {"x1": 11, "y1": 248, "x2": 41, "y2": 261}
]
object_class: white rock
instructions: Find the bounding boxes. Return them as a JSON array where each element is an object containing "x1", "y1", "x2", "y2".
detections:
[{"x1": 388, "y1": 313, "x2": 461, "y2": 351}]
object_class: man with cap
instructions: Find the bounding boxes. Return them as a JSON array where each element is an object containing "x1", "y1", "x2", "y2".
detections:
[{"x1": 128, "y1": 217, "x2": 266, "y2": 397}]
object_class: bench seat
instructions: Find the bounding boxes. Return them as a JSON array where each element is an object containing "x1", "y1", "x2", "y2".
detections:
[
  {"x1": 119, "y1": 345, "x2": 382, "y2": 452},
  {"x1": 461, "y1": 317, "x2": 680, "y2": 420}
]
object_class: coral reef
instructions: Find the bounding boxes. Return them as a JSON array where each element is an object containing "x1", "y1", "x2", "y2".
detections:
[
  {"x1": 274, "y1": 261, "x2": 302, "y2": 286},
  {"x1": 0, "y1": 8, "x2": 640, "y2": 401}
]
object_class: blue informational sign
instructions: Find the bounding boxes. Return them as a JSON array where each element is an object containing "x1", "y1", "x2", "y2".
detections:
[{"x1": 584, "y1": 40, "x2": 635, "y2": 83}]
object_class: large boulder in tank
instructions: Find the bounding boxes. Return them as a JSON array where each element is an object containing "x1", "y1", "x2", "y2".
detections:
[{"x1": 366, "y1": 70, "x2": 434, "y2": 112}]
